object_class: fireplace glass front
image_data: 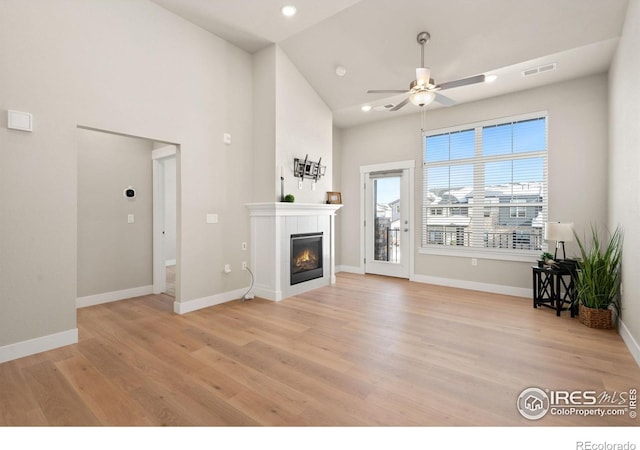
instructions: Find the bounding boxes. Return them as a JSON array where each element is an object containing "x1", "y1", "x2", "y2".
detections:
[{"x1": 290, "y1": 232, "x2": 323, "y2": 285}]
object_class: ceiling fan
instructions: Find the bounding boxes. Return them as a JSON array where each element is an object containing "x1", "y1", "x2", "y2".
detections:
[{"x1": 367, "y1": 31, "x2": 486, "y2": 111}]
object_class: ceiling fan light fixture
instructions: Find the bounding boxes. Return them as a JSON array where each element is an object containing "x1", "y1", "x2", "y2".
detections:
[{"x1": 409, "y1": 90, "x2": 435, "y2": 107}]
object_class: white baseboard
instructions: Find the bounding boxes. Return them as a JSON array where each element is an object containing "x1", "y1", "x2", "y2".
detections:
[
  {"x1": 410, "y1": 273, "x2": 531, "y2": 299},
  {"x1": 174, "y1": 287, "x2": 248, "y2": 314},
  {"x1": 336, "y1": 265, "x2": 364, "y2": 274},
  {"x1": 0, "y1": 328, "x2": 78, "y2": 364},
  {"x1": 619, "y1": 319, "x2": 640, "y2": 367},
  {"x1": 165, "y1": 259, "x2": 176, "y2": 267},
  {"x1": 76, "y1": 285, "x2": 153, "y2": 308},
  {"x1": 253, "y1": 285, "x2": 282, "y2": 302}
]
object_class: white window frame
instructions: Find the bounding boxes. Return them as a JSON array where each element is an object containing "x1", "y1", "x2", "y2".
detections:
[{"x1": 419, "y1": 111, "x2": 548, "y2": 262}]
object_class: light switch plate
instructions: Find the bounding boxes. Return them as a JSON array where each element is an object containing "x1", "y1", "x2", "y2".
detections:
[
  {"x1": 206, "y1": 213, "x2": 218, "y2": 224},
  {"x1": 128, "y1": 214, "x2": 135, "y2": 224},
  {"x1": 8, "y1": 110, "x2": 33, "y2": 132}
]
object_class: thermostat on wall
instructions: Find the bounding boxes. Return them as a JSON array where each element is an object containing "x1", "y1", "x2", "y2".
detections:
[{"x1": 123, "y1": 186, "x2": 136, "y2": 199}]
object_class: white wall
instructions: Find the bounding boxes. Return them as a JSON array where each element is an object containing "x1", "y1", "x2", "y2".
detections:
[
  {"x1": 77, "y1": 129, "x2": 153, "y2": 297},
  {"x1": 609, "y1": 0, "x2": 640, "y2": 362},
  {"x1": 252, "y1": 45, "x2": 334, "y2": 204},
  {"x1": 339, "y1": 74, "x2": 609, "y2": 291},
  {"x1": 252, "y1": 46, "x2": 277, "y2": 203},
  {"x1": 275, "y1": 47, "x2": 333, "y2": 203},
  {"x1": 0, "y1": 0, "x2": 253, "y2": 349}
]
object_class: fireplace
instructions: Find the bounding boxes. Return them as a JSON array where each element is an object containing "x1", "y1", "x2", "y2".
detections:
[{"x1": 290, "y1": 232, "x2": 323, "y2": 285}]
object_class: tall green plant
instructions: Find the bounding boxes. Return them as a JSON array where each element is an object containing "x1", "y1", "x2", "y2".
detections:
[{"x1": 573, "y1": 225, "x2": 623, "y2": 311}]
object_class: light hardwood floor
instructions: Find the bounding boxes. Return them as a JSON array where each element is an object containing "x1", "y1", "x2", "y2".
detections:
[{"x1": 1, "y1": 273, "x2": 638, "y2": 426}]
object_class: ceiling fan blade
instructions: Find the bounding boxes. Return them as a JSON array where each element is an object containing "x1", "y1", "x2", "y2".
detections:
[
  {"x1": 437, "y1": 74, "x2": 486, "y2": 91},
  {"x1": 434, "y1": 93, "x2": 456, "y2": 107},
  {"x1": 390, "y1": 98, "x2": 409, "y2": 111},
  {"x1": 367, "y1": 89, "x2": 408, "y2": 94}
]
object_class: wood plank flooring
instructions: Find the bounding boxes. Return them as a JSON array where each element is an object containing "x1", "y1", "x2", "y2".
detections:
[{"x1": 1, "y1": 273, "x2": 638, "y2": 426}]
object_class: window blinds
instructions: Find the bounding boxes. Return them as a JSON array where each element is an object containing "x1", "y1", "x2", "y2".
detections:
[{"x1": 422, "y1": 113, "x2": 548, "y2": 252}]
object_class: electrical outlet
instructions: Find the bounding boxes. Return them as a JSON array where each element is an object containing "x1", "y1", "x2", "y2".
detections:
[
  {"x1": 242, "y1": 261, "x2": 247, "y2": 270},
  {"x1": 224, "y1": 264, "x2": 231, "y2": 273},
  {"x1": 471, "y1": 258, "x2": 478, "y2": 266}
]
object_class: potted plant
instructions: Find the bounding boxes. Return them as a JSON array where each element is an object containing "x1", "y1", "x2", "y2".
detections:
[
  {"x1": 573, "y1": 225, "x2": 623, "y2": 329},
  {"x1": 539, "y1": 252, "x2": 554, "y2": 267},
  {"x1": 283, "y1": 194, "x2": 295, "y2": 203}
]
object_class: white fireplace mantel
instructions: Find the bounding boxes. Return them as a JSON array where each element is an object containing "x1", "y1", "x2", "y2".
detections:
[
  {"x1": 246, "y1": 202, "x2": 342, "y2": 217},
  {"x1": 246, "y1": 202, "x2": 342, "y2": 301}
]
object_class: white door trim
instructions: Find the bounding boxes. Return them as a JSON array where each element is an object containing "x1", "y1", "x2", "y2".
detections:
[
  {"x1": 152, "y1": 146, "x2": 177, "y2": 295},
  {"x1": 360, "y1": 160, "x2": 415, "y2": 279}
]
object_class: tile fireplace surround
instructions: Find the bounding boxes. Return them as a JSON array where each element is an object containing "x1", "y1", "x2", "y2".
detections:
[{"x1": 245, "y1": 203, "x2": 342, "y2": 301}]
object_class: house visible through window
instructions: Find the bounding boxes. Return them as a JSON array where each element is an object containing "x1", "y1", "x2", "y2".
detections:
[
  {"x1": 510, "y1": 205, "x2": 526, "y2": 218},
  {"x1": 421, "y1": 113, "x2": 547, "y2": 255}
]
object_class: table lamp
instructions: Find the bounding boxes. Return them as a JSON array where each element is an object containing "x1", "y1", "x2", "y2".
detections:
[{"x1": 544, "y1": 222, "x2": 574, "y2": 260}]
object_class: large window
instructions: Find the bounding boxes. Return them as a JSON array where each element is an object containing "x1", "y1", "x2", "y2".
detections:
[{"x1": 421, "y1": 113, "x2": 547, "y2": 257}]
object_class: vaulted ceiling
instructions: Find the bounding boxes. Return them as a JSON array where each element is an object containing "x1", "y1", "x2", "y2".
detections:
[{"x1": 150, "y1": 0, "x2": 629, "y2": 128}]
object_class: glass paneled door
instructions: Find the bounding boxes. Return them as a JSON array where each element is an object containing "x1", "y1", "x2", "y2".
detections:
[{"x1": 365, "y1": 169, "x2": 410, "y2": 278}]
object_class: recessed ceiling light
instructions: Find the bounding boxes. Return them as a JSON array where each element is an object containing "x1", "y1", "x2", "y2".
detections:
[
  {"x1": 361, "y1": 105, "x2": 372, "y2": 112},
  {"x1": 281, "y1": 5, "x2": 297, "y2": 17},
  {"x1": 335, "y1": 65, "x2": 347, "y2": 77},
  {"x1": 485, "y1": 74, "x2": 498, "y2": 83}
]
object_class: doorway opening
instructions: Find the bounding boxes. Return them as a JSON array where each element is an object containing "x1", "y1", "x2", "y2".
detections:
[{"x1": 76, "y1": 126, "x2": 179, "y2": 309}]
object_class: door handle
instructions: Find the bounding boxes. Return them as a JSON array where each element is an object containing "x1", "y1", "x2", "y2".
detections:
[{"x1": 404, "y1": 228, "x2": 409, "y2": 232}]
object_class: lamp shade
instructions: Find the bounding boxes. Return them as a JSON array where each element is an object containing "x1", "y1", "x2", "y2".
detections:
[{"x1": 544, "y1": 222, "x2": 574, "y2": 242}]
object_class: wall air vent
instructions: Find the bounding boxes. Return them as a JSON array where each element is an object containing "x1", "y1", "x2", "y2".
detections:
[{"x1": 522, "y1": 63, "x2": 557, "y2": 77}]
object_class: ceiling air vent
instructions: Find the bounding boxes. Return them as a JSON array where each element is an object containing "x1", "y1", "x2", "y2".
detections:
[{"x1": 522, "y1": 63, "x2": 557, "y2": 77}]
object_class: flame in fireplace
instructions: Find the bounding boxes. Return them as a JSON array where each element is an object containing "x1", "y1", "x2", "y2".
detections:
[{"x1": 294, "y1": 248, "x2": 318, "y2": 269}]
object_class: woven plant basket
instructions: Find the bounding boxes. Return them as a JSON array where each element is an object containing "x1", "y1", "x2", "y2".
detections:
[{"x1": 579, "y1": 304, "x2": 613, "y2": 329}]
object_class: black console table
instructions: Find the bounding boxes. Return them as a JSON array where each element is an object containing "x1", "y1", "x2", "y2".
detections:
[{"x1": 532, "y1": 263, "x2": 577, "y2": 317}]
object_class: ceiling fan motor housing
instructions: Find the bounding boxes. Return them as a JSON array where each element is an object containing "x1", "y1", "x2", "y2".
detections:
[
  {"x1": 411, "y1": 79, "x2": 436, "y2": 91},
  {"x1": 417, "y1": 31, "x2": 431, "y2": 45}
]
